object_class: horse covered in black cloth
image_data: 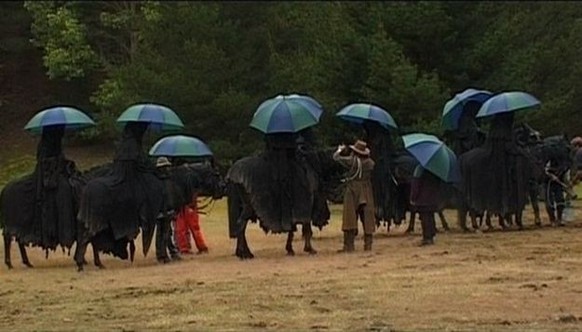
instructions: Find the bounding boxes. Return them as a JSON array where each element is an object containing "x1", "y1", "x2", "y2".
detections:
[
  {"x1": 0, "y1": 125, "x2": 89, "y2": 269},
  {"x1": 74, "y1": 122, "x2": 225, "y2": 271},
  {"x1": 74, "y1": 159, "x2": 225, "y2": 271},
  {"x1": 459, "y1": 113, "x2": 532, "y2": 230},
  {"x1": 226, "y1": 132, "x2": 343, "y2": 259}
]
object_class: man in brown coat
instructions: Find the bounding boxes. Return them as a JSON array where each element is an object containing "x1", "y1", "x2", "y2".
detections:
[{"x1": 333, "y1": 140, "x2": 376, "y2": 252}]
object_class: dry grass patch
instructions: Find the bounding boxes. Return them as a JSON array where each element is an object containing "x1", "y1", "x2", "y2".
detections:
[{"x1": 1, "y1": 200, "x2": 582, "y2": 331}]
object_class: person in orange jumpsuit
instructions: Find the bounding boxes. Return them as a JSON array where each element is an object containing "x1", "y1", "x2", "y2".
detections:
[{"x1": 174, "y1": 194, "x2": 209, "y2": 255}]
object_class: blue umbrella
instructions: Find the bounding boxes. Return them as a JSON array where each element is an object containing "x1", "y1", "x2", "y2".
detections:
[
  {"x1": 476, "y1": 91, "x2": 540, "y2": 118},
  {"x1": 336, "y1": 103, "x2": 398, "y2": 130},
  {"x1": 149, "y1": 135, "x2": 213, "y2": 157},
  {"x1": 402, "y1": 133, "x2": 460, "y2": 183},
  {"x1": 24, "y1": 106, "x2": 95, "y2": 135},
  {"x1": 116, "y1": 103, "x2": 185, "y2": 132},
  {"x1": 249, "y1": 94, "x2": 324, "y2": 134},
  {"x1": 442, "y1": 88, "x2": 493, "y2": 130}
]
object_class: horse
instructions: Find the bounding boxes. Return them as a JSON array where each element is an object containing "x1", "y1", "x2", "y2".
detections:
[
  {"x1": 74, "y1": 161, "x2": 225, "y2": 271},
  {"x1": 514, "y1": 124, "x2": 573, "y2": 226},
  {"x1": 226, "y1": 147, "x2": 343, "y2": 259},
  {"x1": 0, "y1": 163, "x2": 112, "y2": 269}
]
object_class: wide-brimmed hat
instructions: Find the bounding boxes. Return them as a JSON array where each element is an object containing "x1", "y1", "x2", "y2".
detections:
[
  {"x1": 349, "y1": 140, "x2": 370, "y2": 156},
  {"x1": 156, "y1": 156, "x2": 172, "y2": 168},
  {"x1": 571, "y1": 136, "x2": 582, "y2": 147}
]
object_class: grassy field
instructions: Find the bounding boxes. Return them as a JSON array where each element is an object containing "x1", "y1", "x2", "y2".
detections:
[{"x1": 1, "y1": 197, "x2": 582, "y2": 331}]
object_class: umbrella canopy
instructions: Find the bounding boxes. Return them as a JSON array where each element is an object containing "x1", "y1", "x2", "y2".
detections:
[
  {"x1": 442, "y1": 88, "x2": 493, "y2": 130},
  {"x1": 335, "y1": 103, "x2": 398, "y2": 130},
  {"x1": 249, "y1": 94, "x2": 324, "y2": 134},
  {"x1": 116, "y1": 103, "x2": 184, "y2": 132},
  {"x1": 149, "y1": 135, "x2": 213, "y2": 157},
  {"x1": 402, "y1": 133, "x2": 460, "y2": 183},
  {"x1": 476, "y1": 91, "x2": 540, "y2": 118},
  {"x1": 24, "y1": 106, "x2": 96, "y2": 134}
]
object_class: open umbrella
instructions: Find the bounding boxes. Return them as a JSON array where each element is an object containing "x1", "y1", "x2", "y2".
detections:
[
  {"x1": 149, "y1": 135, "x2": 213, "y2": 157},
  {"x1": 24, "y1": 106, "x2": 96, "y2": 135},
  {"x1": 476, "y1": 91, "x2": 540, "y2": 118},
  {"x1": 442, "y1": 88, "x2": 492, "y2": 130},
  {"x1": 336, "y1": 103, "x2": 398, "y2": 130},
  {"x1": 116, "y1": 103, "x2": 184, "y2": 132},
  {"x1": 402, "y1": 133, "x2": 460, "y2": 183},
  {"x1": 249, "y1": 94, "x2": 324, "y2": 134}
]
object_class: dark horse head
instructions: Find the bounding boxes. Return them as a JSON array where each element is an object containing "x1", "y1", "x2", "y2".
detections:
[{"x1": 168, "y1": 162, "x2": 225, "y2": 208}]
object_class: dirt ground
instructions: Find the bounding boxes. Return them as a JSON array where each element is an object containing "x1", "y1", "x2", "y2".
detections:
[{"x1": 1, "y1": 201, "x2": 582, "y2": 332}]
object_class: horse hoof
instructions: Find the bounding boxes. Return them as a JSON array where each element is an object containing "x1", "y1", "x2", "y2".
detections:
[
  {"x1": 96, "y1": 264, "x2": 106, "y2": 270},
  {"x1": 77, "y1": 266, "x2": 84, "y2": 272},
  {"x1": 286, "y1": 250, "x2": 295, "y2": 256},
  {"x1": 305, "y1": 249, "x2": 317, "y2": 255},
  {"x1": 5, "y1": 263, "x2": 13, "y2": 270},
  {"x1": 23, "y1": 262, "x2": 33, "y2": 268}
]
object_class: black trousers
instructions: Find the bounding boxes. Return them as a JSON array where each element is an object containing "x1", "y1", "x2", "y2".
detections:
[
  {"x1": 419, "y1": 211, "x2": 436, "y2": 240},
  {"x1": 156, "y1": 214, "x2": 179, "y2": 259}
]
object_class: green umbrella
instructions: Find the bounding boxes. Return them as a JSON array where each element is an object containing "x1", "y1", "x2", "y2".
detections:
[
  {"x1": 24, "y1": 106, "x2": 95, "y2": 135},
  {"x1": 249, "y1": 94, "x2": 323, "y2": 133},
  {"x1": 402, "y1": 133, "x2": 460, "y2": 183},
  {"x1": 116, "y1": 103, "x2": 184, "y2": 132}
]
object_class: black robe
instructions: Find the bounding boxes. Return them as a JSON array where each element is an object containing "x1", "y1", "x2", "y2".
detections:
[
  {"x1": 1, "y1": 125, "x2": 83, "y2": 252},
  {"x1": 78, "y1": 122, "x2": 163, "y2": 257},
  {"x1": 362, "y1": 121, "x2": 403, "y2": 224},
  {"x1": 463, "y1": 113, "x2": 530, "y2": 215}
]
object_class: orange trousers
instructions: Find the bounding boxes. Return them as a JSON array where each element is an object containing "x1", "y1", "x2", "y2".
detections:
[{"x1": 175, "y1": 205, "x2": 208, "y2": 253}]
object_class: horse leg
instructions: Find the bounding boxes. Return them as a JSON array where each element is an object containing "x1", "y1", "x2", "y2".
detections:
[
  {"x1": 92, "y1": 243, "x2": 105, "y2": 269},
  {"x1": 4, "y1": 234, "x2": 13, "y2": 269},
  {"x1": 515, "y1": 211, "x2": 524, "y2": 230},
  {"x1": 405, "y1": 211, "x2": 416, "y2": 233},
  {"x1": 498, "y1": 214, "x2": 507, "y2": 230},
  {"x1": 17, "y1": 241, "x2": 33, "y2": 268},
  {"x1": 438, "y1": 210, "x2": 450, "y2": 231},
  {"x1": 285, "y1": 231, "x2": 295, "y2": 256},
  {"x1": 303, "y1": 223, "x2": 317, "y2": 255},
  {"x1": 235, "y1": 217, "x2": 253, "y2": 260},
  {"x1": 458, "y1": 208, "x2": 469, "y2": 232},
  {"x1": 129, "y1": 240, "x2": 136, "y2": 262},
  {"x1": 74, "y1": 238, "x2": 90, "y2": 272}
]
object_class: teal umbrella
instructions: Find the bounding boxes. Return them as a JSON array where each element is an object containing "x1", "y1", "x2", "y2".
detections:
[
  {"x1": 336, "y1": 103, "x2": 398, "y2": 130},
  {"x1": 24, "y1": 106, "x2": 95, "y2": 135},
  {"x1": 402, "y1": 133, "x2": 460, "y2": 183},
  {"x1": 149, "y1": 135, "x2": 213, "y2": 157},
  {"x1": 249, "y1": 94, "x2": 323, "y2": 134},
  {"x1": 116, "y1": 103, "x2": 184, "y2": 132},
  {"x1": 476, "y1": 91, "x2": 540, "y2": 118}
]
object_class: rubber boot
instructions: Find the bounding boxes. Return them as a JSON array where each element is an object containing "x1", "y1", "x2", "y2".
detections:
[
  {"x1": 364, "y1": 234, "x2": 373, "y2": 251},
  {"x1": 337, "y1": 231, "x2": 349, "y2": 253},
  {"x1": 347, "y1": 230, "x2": 356, "y2": 252},
  {"x1": 337, "y1": 230, "x2": 355, "y2": 253}
]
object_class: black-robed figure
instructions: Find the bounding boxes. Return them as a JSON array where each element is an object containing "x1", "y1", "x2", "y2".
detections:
[
  {"x1": 362, "y1": 120, "x2": 403, "y2": 228},
  {"x1": 262, "y1": 132, "x2": 313, "y2": 232},
  {"x1": 1, "y1": 124, "x2": 84, "y2": 257},
  {"x1": 443, "y1": 101, "x2": 486, "y2": 230},
  {"x1": 461, "y1": 112, "x2": 531, "y2": 228},
  {"x1": 78, "y1": 121, "x2": 163, "y2": 258}
]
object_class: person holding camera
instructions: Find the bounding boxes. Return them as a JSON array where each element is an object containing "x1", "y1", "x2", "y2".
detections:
[{"x1": 333, "y1": 140, "x2": 376, "y2": 252}]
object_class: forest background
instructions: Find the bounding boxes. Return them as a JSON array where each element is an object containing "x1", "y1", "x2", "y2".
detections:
[{"x1": 1, "y1": 1, "x2": 581, "y2": 166}]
